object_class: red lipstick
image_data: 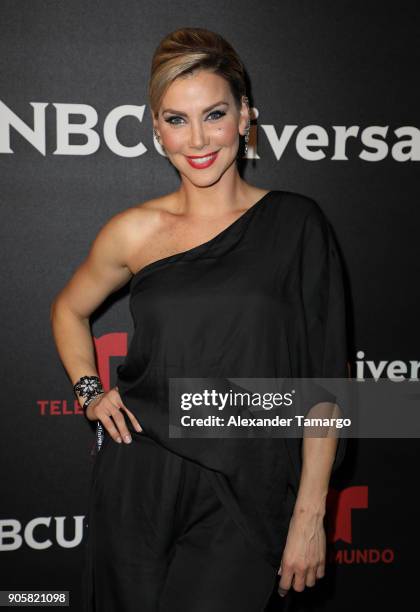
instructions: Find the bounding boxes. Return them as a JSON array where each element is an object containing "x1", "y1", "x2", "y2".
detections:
[{"x1": 185, "y1": 150, "x2": 219, "y2": 169}]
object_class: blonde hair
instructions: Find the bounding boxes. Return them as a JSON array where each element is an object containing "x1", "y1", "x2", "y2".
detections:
[{"x1": 148, "y1": 27, "x2": 248, "y2": 119}]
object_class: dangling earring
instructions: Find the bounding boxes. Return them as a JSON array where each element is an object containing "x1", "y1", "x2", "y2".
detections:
[
  {"x1": 153, "y1": 127, "x2": 161, "y2": 144},
  {"x1": 242, "y1": 95, "x2": 251, "y2": 155},
  {"x1": 244, "y1": 119, "x2": 251, "y2": 155}
]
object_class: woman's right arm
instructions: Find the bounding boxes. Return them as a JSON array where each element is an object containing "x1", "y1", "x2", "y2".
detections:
[{"x1": 49, "y1": 209, "x2": 142, "y2": 442}]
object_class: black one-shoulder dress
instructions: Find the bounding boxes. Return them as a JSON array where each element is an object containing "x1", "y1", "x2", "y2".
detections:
[{"x1": 83, "y1": 189, "x2": 348, "y2": 611}]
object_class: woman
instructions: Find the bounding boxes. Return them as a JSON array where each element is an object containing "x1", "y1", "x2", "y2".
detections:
[{"x1": 50, "y1": 27, "x2": 348, "y2": 612}]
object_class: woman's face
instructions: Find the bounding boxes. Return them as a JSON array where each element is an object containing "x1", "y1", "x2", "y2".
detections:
[{"x1": 153, "y1": 69, "x2": 249, "y2": 186}]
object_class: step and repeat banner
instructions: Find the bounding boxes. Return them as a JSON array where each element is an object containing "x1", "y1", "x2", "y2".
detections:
[{"x1": 1, "y1": 1, "x2": 418, "y2": 610}]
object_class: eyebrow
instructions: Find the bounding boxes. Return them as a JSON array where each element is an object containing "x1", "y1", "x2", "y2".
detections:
[{"x1": 161, "y1": 100, "x2": 229, "y2": 116}]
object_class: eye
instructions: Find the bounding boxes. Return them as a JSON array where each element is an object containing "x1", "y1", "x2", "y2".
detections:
[
  {"x1": 164, "y1": 116, "x2": 185, "y2": 126},
  {"x1": 207, "y1": 110, "x2": 226, "y2": 121}
]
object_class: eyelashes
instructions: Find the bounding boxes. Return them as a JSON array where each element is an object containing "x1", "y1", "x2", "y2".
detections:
[
  {"x1": 164, "y1": 110, "x2": 226, "y2": 126},
  {"x1": 207, "y1": 110, "x2": 226, "y2": 121}
]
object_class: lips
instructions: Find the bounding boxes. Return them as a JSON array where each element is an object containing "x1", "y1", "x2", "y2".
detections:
[{"x1": 185, "y1": 150, "x2": 219, "y2": 169}]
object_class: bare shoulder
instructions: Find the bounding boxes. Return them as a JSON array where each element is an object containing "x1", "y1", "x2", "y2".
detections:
[
  {"x1": 50, "y1": 195, "x2": 173, "y2": 317},
  {"x1": 113, "y1": 193, "x2": 179, "y2": 273},
  {"x1": 97, "y1": 193, "x2": 170, "y2": 247},
  {"x1": 123, "y1": 192, "x2": 176, "y2": 228},
  {"x1": 118, "y1": 193, "x2": 177, "y2": 246}
]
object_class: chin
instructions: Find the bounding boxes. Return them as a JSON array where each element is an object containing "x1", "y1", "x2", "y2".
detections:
[{"x1": 186, "y1": 174, "x2": 224, "y2": 189}]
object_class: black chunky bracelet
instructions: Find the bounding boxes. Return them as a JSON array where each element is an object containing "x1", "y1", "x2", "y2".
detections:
[{"x1": 73, "y1": 375, "x2": 103, "y2": 400}]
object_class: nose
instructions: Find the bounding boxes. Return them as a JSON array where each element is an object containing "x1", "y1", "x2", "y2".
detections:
[{"x1": 189, "y1": 118, "x2": 209, "y2": 149}]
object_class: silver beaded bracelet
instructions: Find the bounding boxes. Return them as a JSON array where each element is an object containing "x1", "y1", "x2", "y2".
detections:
[
  {"x1": 83, "y1": 394, "x2": 106, "y2": 455},
  {"x1": 73, "y1": 375, "x2": 106, "y2": 455}
]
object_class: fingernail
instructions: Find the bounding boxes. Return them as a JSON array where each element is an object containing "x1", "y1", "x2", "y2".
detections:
[
  {"x1": 116, "y1": 436, "x2": 122, "y2": 443},
  {"x1": 124, "y1": 435, "x2": 132, "y2": 443}
]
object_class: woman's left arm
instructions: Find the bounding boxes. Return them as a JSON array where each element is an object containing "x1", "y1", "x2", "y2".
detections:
[
  {"x1": 277, "y1": 429, "x2": 338, "y2": 597},
  {"x1": 278, "y1": 199, "x2": 349, "y2": 597}
]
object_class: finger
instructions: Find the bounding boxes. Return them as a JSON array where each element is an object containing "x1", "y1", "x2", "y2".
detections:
[
  {"x1": 291, "y1": 568, "x2": 306, "y2": 593},
  {"x1": 278, "y1": 566, "x2": 293, "y2": 597},
  {"x1": 277, "y1": 562, "x2": 282, "y2": 576},
  {"x1": 120, "y1": 405, "x2": 143, "y2": 433},
  {"x1": 111, "y1": 389, "x2": 143, "y2": 433},
  {"x1": 100, "y1": 412, "x2": 124, "y2": 443},
  {"x1": 316, "y1": 563, "x2": 325, "y2": 579},
  {"x1": 110, "y1": 408, "x2": 133, "y2": 444},
  {"x1": 305, "y1": 568, "x2": 317, "y2": 587}
]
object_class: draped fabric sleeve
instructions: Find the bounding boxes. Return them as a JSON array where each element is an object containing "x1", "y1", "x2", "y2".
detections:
[
  {"x1": 286, "y1": 200, "x2": 349, "y2": 491},
  {"x1": 303, "y1": 201, "x2": 349, "y2": 471}
]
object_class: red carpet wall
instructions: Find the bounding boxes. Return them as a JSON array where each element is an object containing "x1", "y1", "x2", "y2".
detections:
[{"x1": 1, "y1": 1, "x2": 418, "y2": 610}]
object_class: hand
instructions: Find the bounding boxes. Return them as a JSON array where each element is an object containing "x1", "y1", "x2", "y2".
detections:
[
  {"x1": 84, "y1": 386, "x2": 143, "y2": 444},
  {"x1": 277, "y1": 509, "x2": 326, "y2": 597}
]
